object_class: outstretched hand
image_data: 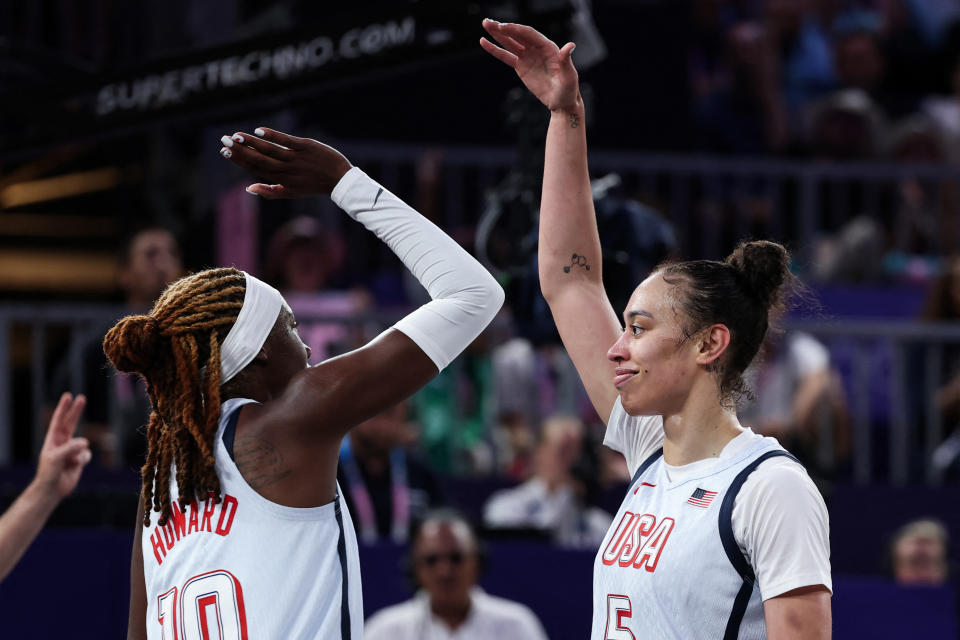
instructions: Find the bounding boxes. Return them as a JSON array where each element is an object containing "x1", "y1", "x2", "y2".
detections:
[
  {"x1": 219, "y1": 128, "x2": 353, "y2": 199},
  {"x1": 35, "y1": 393, "x2": 90, "y2": 500},
  {"x1": 480, "y1": 19, "x2": 580, "y2": 113}
]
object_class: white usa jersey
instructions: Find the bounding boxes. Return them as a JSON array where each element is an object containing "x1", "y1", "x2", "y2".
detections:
[
  {"x1": 142, "y1": 397, "x2": 364, "y2": 639},
  {"x1": 593, "y1": 434, "x2": 798, "y2": 640}
]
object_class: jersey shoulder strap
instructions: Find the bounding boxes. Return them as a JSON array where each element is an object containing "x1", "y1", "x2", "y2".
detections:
[
  {"x1": 628, "y1": 447, "x2": 664, "y2": 492},
  {"x1": 717, "y1": 449, "x2": 800, "y2": 640}
]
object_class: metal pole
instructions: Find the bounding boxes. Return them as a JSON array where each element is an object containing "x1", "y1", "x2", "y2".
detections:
[
  {"x1": 925, "y1": 344, "x2": 944, "y2": 485},
  {"x1": 0, "y1": 316, "x2": 11, "y2": 464},
  {"x1": 889, "y1": 342, "x2": 909, "y2": 485},
  {"x1": 852, "y1": 340, "x2": 872, "y2": 484}
]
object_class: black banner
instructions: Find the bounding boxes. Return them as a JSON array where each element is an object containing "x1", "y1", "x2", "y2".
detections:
[{"x1": 1, "y1": 4, "x2": 482, "y2": 155}]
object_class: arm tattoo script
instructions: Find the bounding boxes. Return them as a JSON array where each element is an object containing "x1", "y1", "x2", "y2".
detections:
[
  {"x1": 563, "y1": 252, "x2": 591, "y2": 273},
  {"x1": 569, "y1": 112, "x2": 580, "y2": 128},
  {"x1": 233, "y1": 437, "x2": 291, "y2": 491}
]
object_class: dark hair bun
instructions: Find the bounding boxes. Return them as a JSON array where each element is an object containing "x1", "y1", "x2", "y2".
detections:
[
  {"x1": 103, "y1": 314, "x2": 163, "y2": 375},
  {"x1": 725, "y1": 240, "x2": 790, "y2": 309}
]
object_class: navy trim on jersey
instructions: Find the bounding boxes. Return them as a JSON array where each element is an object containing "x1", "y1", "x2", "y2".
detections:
[
  {"x1": 629, "y1": 447, "x2": 664, "y2": 490},
  {"x1": 222, "y1": 407, "x2": 241, "y2": 463},
  {"x1": 718, "y1": 450, "x2": 799, "y2": 640},
  {"x1": 334, "y1": 493, "x2": 353, "y2": 639}
]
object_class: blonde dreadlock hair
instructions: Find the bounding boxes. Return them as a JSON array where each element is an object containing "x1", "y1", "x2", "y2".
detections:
[{"x1": 103, "y1": 267, "x2": 247, "y2": 527}]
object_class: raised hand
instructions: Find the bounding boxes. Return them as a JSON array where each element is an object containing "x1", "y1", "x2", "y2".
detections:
[
  {"x1": 480, "y1": 19, "x2": 580, "y2": 113},
  {"x1": 35, "y1": 393, "x2": 90, "y2": 500},
  {"x1": 219, "y1": 127, "x2": 353, "y2": 199}
]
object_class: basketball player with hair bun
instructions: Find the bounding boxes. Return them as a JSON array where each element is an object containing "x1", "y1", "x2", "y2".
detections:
[
  {"x1": 481, "y1": 19, "x2": 832, "y2": 639},
  {"x1": 109, "y1": 128, "x2": 504, "y2": 639}
]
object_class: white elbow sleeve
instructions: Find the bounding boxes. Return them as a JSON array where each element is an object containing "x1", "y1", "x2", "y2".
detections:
[{"x1": 331, "y1": 167, "x2": 505, "y2": 371}]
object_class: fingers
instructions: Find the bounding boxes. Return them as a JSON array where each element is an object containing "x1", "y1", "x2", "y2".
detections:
[
  {"x1": 479, "y1": 37, "x2": 518, "y2": 67},
  {"x1": 225, "y1": 133, "x2": 289, "y2": 160},
  {"x1": 559, "y1": 42, "x2": 576, "y2": 61},
  {"x1": 220, "y1": 140, "x2": 288, "y2": 177},
  {"x1": 252, "y1": 127, "x2": 306, "y2": 150},
  {"x1": 481, "y1": 19, "x2": 526, "y2": 56},
  {"x1": 45, "y1": 393, "x2": 86, "y2": 448},
  {"x1": 491, "y1": 21, "x2": 553, "y2": 49},
  {"x1": 55, "y1": 437, "x2": 92, "y2": 467},
  {"x1": 244, "y1": 183, "x2": 292, "y2": 200}
]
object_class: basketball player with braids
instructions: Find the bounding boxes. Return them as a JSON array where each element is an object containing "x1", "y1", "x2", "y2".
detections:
[
  {"x1": 481, "y1": 20, "x2": 831, "y2": 640},
  {"x1": 109, "y1": 128, "x2": 504, "y2": 639}
]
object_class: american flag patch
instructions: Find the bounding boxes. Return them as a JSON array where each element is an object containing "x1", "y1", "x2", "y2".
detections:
[{"x1": 687, "y1": 488, "x2": 718, "y2": 508}]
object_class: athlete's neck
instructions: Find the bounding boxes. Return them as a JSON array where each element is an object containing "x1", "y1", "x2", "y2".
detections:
[
  {"x1": 661, "y1": 380, "x2": 743, "y2": 466},
  {"x1": 431, "y1": 597, "x2": 472, "y2": 630}
]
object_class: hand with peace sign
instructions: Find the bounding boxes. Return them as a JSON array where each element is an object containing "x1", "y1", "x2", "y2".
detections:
[
  {"x1": 480, "y1": 19, "x2": 581, "y2": 113},
  {"x1": 35, "y1": 392, "x2": 90, "y2": 500},
  {"x1": 0, "y1": 392, "x2": 90, "y2": 581}
]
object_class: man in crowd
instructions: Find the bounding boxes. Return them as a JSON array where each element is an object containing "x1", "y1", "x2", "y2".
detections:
[{"x1": 364, "y1": 510, "x2": 548, "y2": 640}]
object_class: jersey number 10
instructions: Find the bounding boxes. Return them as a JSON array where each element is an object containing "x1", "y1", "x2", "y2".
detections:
[{"x1": 158, "y1": 569, "x2": 248, "y2": 640}]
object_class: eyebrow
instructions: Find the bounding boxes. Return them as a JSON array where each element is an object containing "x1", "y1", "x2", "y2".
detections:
[{"x1": 625, "y1": 310, "x2": 654, "y2": 321}]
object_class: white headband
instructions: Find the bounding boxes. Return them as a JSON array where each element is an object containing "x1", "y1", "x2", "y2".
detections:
[{"x1": 220, "y1": 272, "x2": 284, "y2": 384}]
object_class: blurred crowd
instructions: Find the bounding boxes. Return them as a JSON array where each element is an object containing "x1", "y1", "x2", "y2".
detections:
[{"x1": 690, "y1": 0, "x2": 960, "y2": 159}]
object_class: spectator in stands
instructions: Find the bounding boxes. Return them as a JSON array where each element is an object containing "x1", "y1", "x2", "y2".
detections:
[
  {"x1": 807, "y1": 88, "x2": 886, "y2": 159},
  {"x1": 337, "y1": 400, "x2": 444, "y2": 543},
  {"x1": 886, "y1": 115, "x2": 958, "y2": 260},
  {"x1": 764, "y1": 0, "x2": 836, "y2": 112},
  {"x1": 695, "y1": 21, "x2": 790, "y2": 153},
  {"x1": 922, "y1": 257, "x2": 960, "y2": 480},
  {"x1": 52, "y1": 226, "x2": 183, "y2": 468},
  {"x1": 889, "y1": 518, "x2": 950, "y2": 586},
  {"x1": 740, "y1": 332, "x2": 850, "y2": 475},
  {"x1": 265, "y1": 215, "x2": 372, "y2": 362},
  {"x1": 364, "y1": 510, "x2": 548, "y2": 640},
  {"x1": 831, "y1": 11, "x2": 914, "y2": 117},
  {"x1": 0, "y1": 393, "x2": 90, "y2": 582},
  {"x1": 484, "y1": 415, "x2": 612, "y2": 548},
  {"x1": 922, "y1": 49, "x2": 960, "y2": 154}
]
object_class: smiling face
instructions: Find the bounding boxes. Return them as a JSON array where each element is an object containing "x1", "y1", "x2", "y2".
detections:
[{"x1": 606, "y1": 273, "x2": 703, "y2": 416}]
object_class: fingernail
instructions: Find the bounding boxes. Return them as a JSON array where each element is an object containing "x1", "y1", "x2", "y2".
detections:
[
  {"x1": 220, "y1": 148, "x2": 232, "y2": 158},
  {"x1": 245, "y1": 186, "x2": 256, "y2": 195},
  {"x1": 232, "y1": 133, "x2": 245, "y2": 143},
  {"x1": 220, "y1": 135, "x2": 234, "y2": 148},
  {"x1": 254, "y1": 128, "x2": 265, "y2": 136}
]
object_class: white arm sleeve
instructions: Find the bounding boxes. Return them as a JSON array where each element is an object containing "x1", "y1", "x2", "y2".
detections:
[
  {"x1": 332, "y1": 167, "x2": 504, "y2": 371},
  {"x1": 733, "y1": 458, "x2": 833, "y2": 601},
  {"x1": 602, "y1": 396, "x2": 664, "y2": 477}
]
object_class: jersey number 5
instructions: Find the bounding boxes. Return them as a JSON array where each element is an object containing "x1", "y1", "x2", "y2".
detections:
[
  {"x1": 605, "y1": 594, "x2": 635, "y2": 640},
  {"x1": 158, "y1": 570, "x2": 249, "y2": 640}
]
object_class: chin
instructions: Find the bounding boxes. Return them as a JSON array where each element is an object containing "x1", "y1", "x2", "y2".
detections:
[{"x1": 619, "y1": 389, "x2": 666, "y2": 418}]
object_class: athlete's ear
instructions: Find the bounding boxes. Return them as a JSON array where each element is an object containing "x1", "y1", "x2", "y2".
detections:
[{"x1": 695, "y1": 324, "x2": 730, "y2": 366}]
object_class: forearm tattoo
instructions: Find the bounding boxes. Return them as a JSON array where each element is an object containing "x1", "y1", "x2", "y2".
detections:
[
  {"x1": 563, "y1": 252, "x2": 590, "y2": 273},
  {"x1": 569, "y1": 112, "x2": 580, "y2": 128}
]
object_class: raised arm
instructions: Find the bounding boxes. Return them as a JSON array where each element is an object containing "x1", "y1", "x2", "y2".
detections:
[
  {"x1": 481, "y1": 20, "x2": 621, "y2": 419},
  {"x1": 0, "y1": 393, "x2": 90, "y2": 582},
  {"x1": 221, "y1": 129, "x2": 504, "y2": 436}
]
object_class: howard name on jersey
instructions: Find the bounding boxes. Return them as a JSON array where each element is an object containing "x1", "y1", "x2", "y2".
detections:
[{"x1": 148, "y1": 493, "x2": 240, "y2": 566}]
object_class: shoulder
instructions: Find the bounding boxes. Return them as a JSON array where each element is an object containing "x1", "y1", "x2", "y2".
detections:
[
  {"x1": 602, "y1": 397, "x2": 663, "y2": 476},
  {"x1": 737, "y1": 454, "x2": 822, "y2": 507},
  {"x1": 730, "y1": 451, "x2": 832, "y2": 600},
  {"x1": 484, "y1": 480, "x2": 544, "y2": 524},
  {"x1": 365, "y1": 599, "x2": 420, "y2": 638},
  {"x1": 474, "y1": 591, "x2": 547, "y2": 635}
]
